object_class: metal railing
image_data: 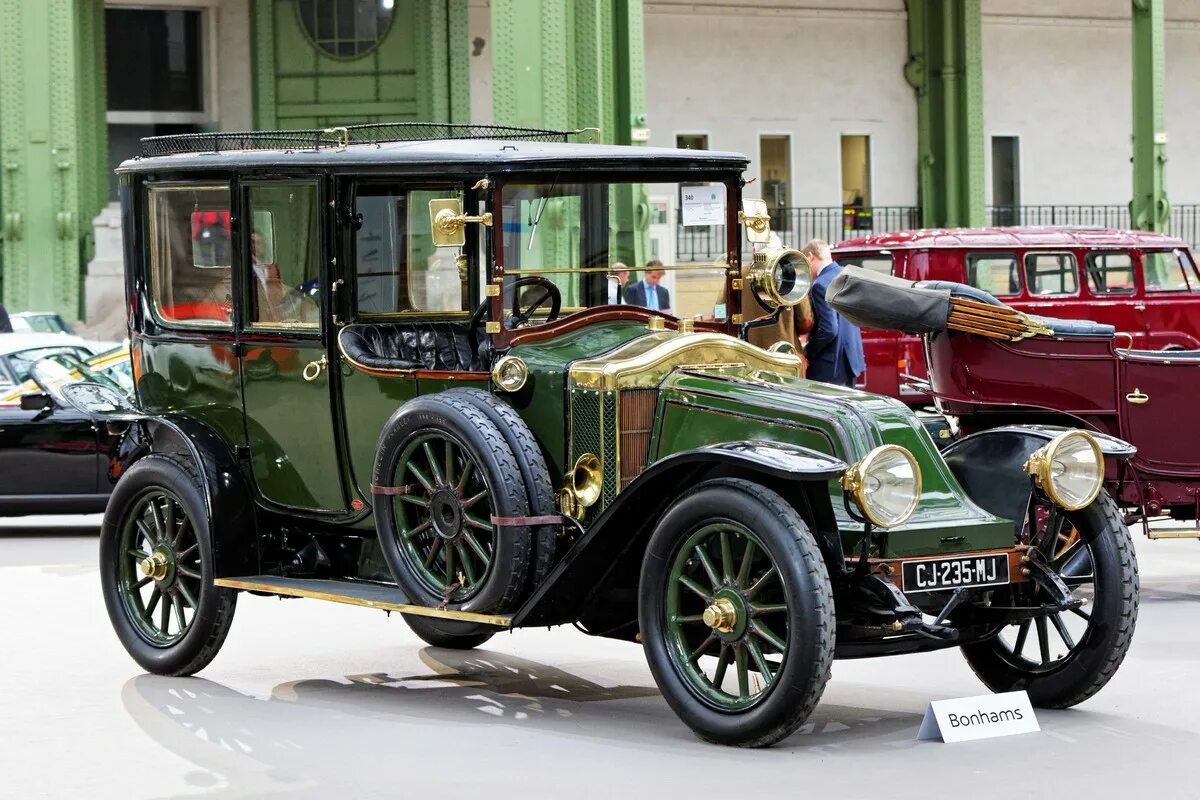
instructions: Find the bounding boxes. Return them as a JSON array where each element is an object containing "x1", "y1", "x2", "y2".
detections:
[
  {"x1": 674, "y1": 204, "x2": 1200, "y2": 263},
  {"x1": 675, "y1": 205, "x2": 922, "y2": 263}
]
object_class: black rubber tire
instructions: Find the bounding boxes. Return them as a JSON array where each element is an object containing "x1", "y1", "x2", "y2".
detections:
[
  {"x1": 402, "y1": 614, "x2": 496, "y2": 649},
  {"x1": 373, "y1": 392, "x2": 532, "y2": 613},
  {"x1": 444, "y1": 387, "x2": 557, "y2": 588},
  {"x1": 100, "y1": 455, "x2": 237, "y2": 676},
  {"x1": 639, "y1": 478, "x2": 835, "y2": 747},
  {"x1": 961, "y1": 492, "x2": 1139, "y2": 707}
]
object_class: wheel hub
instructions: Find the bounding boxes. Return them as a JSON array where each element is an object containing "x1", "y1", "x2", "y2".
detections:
[
  {"x1": 139, "y1": 551, "x2": 170, "y2": 581},
  {"x1": 429, "y1": 487, "x2": 464, "y2": 540},
  {"x1": 703, "y1": 597, "x2": 738, "y2": 633}
]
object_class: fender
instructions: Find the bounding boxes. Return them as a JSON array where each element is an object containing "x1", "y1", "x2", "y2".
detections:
[
  {"x1": 512, "y1": 441, "x2": 847, "y2": 628},
  {"x1": 111, "y1": 414, "x2": 258, "y2": 577},
  {"x1": 942, "y1": 425, "x2": 1134, "y2": 536}
]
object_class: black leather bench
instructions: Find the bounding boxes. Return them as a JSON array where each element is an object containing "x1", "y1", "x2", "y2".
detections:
[{"x1": 338, "y1": 321, "x2": 492, "y2": 373}]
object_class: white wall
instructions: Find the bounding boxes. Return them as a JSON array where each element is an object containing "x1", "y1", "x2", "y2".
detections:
[
  {"x1": 982, "y1": 0, "x2": 1200, "y2": 206},
  {"x1": 645, "y1": 0, "x2": 918, "y2": 207}
]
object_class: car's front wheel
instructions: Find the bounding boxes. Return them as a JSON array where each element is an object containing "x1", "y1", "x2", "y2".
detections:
[
  {"x1": 961, "y1": 492, "x2": 1138, "y2": 707},
  {"x1": 639, "y1": 478, "x2": 834, "y2": 747},
  {"x1": 100, "y1": 456, "x2": 237, "y2": 676}
]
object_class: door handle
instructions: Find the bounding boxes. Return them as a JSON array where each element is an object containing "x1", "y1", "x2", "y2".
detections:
[
  {"x1": 1125, "y1": 388, "x2": 1149, "y2": 405},
  {"x1": 302, "y1": 355, "x2": 328, "y2": 382},
  {"x1": 1133, "y1": 303, "x2": 1146, "y2": 312}
]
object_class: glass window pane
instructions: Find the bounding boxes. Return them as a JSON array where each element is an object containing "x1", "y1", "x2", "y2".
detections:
[
  {"x1": 1024, "y1": 252, "x2": 1078, "y2": 295},
  {"x1": 354, "y1": 188, "x2": 469, "y2": 315},
  {"x1": 1143, "y1": 250, "x2": 1196, "y2": 293},
  {"x1": 247, "y1": 184, "x2": 322, "y2": 329},
  {"x1": 966, "y1": 253, "x2": 1020, "y2": 297},
  {"x1": 106, "y1": 10, "x2": 203, "y2": 112},
  {"x1": 1086, "y1": 253, "x2": 1135, "y2": 295},
  {"x1": 148, "y1": 185, "x2": 233, "y2": 329},
  {"x1": 839, "y1": 254, "x2": 893, "y2": 276},
  {"x1": 298, "y1": 0, "x2": 394, "y2": 59}
]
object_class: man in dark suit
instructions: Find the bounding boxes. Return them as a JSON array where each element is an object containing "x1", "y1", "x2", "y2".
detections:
[
  {"x1": 624, "y1": 260, "x2": 671, "y2": 313},
  {"x1": 801, "y1": 239, "x2": 865, "y2": 387}
]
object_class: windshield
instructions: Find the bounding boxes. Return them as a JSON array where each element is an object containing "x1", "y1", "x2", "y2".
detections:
[
  {"x1": 500, "y1": 180, "x2": 732, "y2": 325},
  {"x1": 1143, "y1": 249, "x2": 1200, "y2": 293}
]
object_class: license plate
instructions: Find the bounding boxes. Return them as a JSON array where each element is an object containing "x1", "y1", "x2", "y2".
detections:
[{"x1": 901, "y1": 553, "x2": 1010, "y2": 592}]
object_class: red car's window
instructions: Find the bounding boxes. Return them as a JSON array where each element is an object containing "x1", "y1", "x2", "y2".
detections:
[
  {"x1": 1143, "y1": 249, "x2": 1200, "y2": 293},
  {"x1": 1085, "y1": 252, "x2": 1135, "y2": 295},
  {"x1": 839, "y1": 253, "x2": 894, "y2": 276},
  {"x1": 1024, "y1": 252, "x2": 1078, "y2": 296},
  {"x1": 966, "y1": 252, "x2": 1020, "y2": 297}
]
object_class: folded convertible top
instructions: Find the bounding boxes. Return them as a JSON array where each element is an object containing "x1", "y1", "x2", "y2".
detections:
[{"x1": 826, "y1": 267, "x2": 950, "y2": 334}]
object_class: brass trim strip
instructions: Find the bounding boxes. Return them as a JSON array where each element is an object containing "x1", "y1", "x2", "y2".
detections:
[
  {"x1": 503, "y1": 264, "x2": 727, "y2": 276},
  {"x1": 213, "y1": 578, "x2": 513, "y2": 627}
]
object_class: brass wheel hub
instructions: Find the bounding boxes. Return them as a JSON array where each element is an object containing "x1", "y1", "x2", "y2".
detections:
[
  {"x1": 140, "y1": 552, "x2": 170, "y2": 581},
  {"x1": 702, "y1": 597, "x2": 738, "y2": 633}
]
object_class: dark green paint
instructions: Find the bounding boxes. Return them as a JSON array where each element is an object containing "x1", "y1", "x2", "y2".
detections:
[{"x1": 137, "y1": 340, "x2": 248, "y2": 450}]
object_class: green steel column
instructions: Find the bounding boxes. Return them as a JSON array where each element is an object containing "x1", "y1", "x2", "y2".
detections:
[
  {"x1": 0, "y1": 0, "x2": 106, "y2": 318},
  {"x1": 491, "y1": 0, "x2": 648, "y2": 264},
  {"x1": 905, "y1": 0, "x2": 984, "y2": 228},
  {"x1": 1131, "y1": 0, "x2": 1169, "y2": 232},
  {"x1": 251, "y1": 0, "x2": 278, "y2": 130}
]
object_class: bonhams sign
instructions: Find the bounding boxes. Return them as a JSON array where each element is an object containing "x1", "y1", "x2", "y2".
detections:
[{"x1": 917, "y1": 691, "x2": 1040, "y2": 743}]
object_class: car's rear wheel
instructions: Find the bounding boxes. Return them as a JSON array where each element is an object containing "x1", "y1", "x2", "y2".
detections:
[
  {"x1": 639, "y1": 478, "x2": 834, "y2": 747},
  {"x1": 100, "y1": 456, "x2": 237, "y2": 676},
  {"x1": 374, "y1": 393, "x2": 532, "y2": 617},
  {"x1": 961, "y1": 492, "x2": 1138, "y2": 707}
]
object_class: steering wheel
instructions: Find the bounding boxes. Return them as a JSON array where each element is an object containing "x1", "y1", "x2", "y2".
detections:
[{"x1": 466, "y1": 276, "x2": 563, "y2": 338}]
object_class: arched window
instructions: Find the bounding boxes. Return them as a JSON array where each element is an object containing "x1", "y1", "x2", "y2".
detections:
[{"x1": 297, "y1": 0, "x2": 395, "y2": 59}]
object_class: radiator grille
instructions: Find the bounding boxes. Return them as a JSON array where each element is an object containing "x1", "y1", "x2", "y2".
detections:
[{"x1": 619, "y1": 390, "x2": 657, "y2": 489}]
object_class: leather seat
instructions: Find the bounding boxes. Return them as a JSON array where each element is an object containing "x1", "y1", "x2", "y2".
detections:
[
  {"x1": 338, "y1": 322, "x2": 492, "y2": 373},
  {"x1": 916, "y1": 280, "x2": 1115, "y2": 338}
]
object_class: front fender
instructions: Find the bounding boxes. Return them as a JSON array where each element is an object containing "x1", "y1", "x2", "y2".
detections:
[
  {"x1": 511, "y1": 440, "x2": 846, "y2": 628},
  {"x1": 941, "y1": 426, "x2": 1132, "y2": 536},
  {"x1": 111, "y1": 415, "x2": 257, "y2": 576}
]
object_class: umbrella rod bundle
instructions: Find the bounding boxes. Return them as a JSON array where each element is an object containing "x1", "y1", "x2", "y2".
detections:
[{"x1": 946, "y1": 297, "x2": 1056, "y2": 341}]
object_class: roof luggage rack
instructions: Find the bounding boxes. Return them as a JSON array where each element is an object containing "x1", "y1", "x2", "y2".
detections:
[{"x1": 139, "y1": 122, "x2": 596, "y2": 158}]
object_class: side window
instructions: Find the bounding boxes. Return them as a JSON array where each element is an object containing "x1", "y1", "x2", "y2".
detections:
[
  {"x1": 1086, "y1": 252, "x2": 1135, "y2": 295},
  {"x1": 147, "y1": 184, "x2": 233, "y2": 328},
  {"x1": 1143, "y1": 249, "x2": 1199, "y2": 293},
  {"x1": 246, "y1": 182, "x2": 322, "y2": 330},
  {"x1": 839, "y1": 253, "x2": 894, "y2": 277},
  {"x1": 966, "y1": 253, "x2": 1019, "y2": 297},
  {"x1": 354, "y1": 187, "x2": 469, "y2": 315},
  {"x1": 1024, "y1": 252, "x2": 1078, "y2": 295}
]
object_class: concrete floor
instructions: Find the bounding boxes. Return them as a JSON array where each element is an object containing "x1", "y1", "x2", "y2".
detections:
[{"x1": 2, "y1": 514, "x2": 1199, "y2": 799}]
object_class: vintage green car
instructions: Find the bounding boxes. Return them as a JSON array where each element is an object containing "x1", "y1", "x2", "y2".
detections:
[{"x1": 93, "y1": 124, "x2": 1138, "y2": 747}]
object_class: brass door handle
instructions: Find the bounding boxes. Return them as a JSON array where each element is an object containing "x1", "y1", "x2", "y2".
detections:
[
  {"x1": 303, "y1": 355, "x2": 328, "y2": 382},
  {"x1": 1125, "y1": 388, "x2": 1149, "y2": 405}
]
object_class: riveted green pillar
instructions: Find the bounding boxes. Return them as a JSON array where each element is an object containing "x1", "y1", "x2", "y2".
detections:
[
  {"x1": 905, "y1": 0, "x2": 985, "y2": 228},
  {"x1": 491, "y1": 0, "x2": 648, "y2": 265},
  {"x1": 1131, "y1": 0, "x2": 1169, "y2": 232},
  {"x1": 0, "y1": 0, "x2": 107, "y2": 318}
]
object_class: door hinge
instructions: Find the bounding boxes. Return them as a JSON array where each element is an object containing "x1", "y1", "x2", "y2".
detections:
[
  {"x1": 232, "y1": 342, "x2": 246, "y2": 357},
  {"x1": 234, "y1": 444, "x2": 252, "y2": 462}
]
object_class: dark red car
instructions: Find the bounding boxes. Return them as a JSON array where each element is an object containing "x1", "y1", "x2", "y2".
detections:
[
  {"x1": 833, "y1": 227, "x2": 1200, "y2": 403},
  {"x1": 827, "y1": 267, "x2": 1198, "y2": 541}
]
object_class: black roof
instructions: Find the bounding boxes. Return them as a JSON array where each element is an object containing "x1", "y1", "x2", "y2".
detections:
[{"x1": 118, "y1": 124, "x2": 748, "y2": 176}]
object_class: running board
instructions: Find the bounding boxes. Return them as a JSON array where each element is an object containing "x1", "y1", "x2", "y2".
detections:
[
  {"x1": 1146, "y1": 530, "x2": 1200, "y2": 540},
  {"x1": 213, "y1": 576, "x2": 512, "y2": 627}
]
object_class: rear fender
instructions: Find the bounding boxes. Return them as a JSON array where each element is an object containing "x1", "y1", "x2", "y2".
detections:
[
  {"x1": 511, "y1": 441, "x2": 847, "y2": 629},
  {"x1": 941, "y1": 425, "x2": 1134, "y2": 536},
  {"x1": 111, "y1": 415, "x2": 258, "y2": 576}
]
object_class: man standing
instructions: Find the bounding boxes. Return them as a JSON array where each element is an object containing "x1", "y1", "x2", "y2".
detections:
[
  {"x1": 625, "y1": 259, "x2": 671, "y2": 313},
  {"x1": 800, "y1": 239, "x2": 864, "y2": 387},
  {"x1": 607, "y1": 262, "x2": 629, "y2": 304}
]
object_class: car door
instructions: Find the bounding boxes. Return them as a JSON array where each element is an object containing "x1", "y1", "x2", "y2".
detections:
[
  {"x1": 1137, "y1": 248, "x2": 1200, "y2": 349},
  {"x1": 1083, "y1": 250, "x2": 1149, "y2": 346},
  {"x1": 0, "y1": 398, "x2": 98, "y2": 502},
  {"x1": 237, "y1": 178, "x2": 348, "y2": 513},
  {"x1": 1118, "y1": 351, "x2": 1200, "y2": 476}
]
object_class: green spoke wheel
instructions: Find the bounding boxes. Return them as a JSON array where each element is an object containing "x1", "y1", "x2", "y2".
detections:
[
  {"x1": 393, "y1": 432, "x2": 497, "y2": 602},
  {"x1": 101, "y1": 456, "x2": 237, "y2": 676},
  {"x1": 117, "y1": 489, "x2": 203, "y2": 646},
  {"x1": 665, "y1": 522, "x2": 789, "y2": 710},
  {"x1": 640, "y1": 478, "x2": 834, "y2": 748}
]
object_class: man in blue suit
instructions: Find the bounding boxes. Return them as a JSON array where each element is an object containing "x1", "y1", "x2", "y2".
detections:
[
  {"x1": 801, "y1": 239, "x2": 865, "y2": 387},
  {"x1": 624, "y1": 260, "x2": 672, "y2": 313}
]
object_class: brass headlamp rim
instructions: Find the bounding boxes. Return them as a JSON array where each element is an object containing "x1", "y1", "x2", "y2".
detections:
[
  {"x1": 839, "y1": 444, "x2": 921, "y2": 529},
  {"x1": 748, "y1": 247, "x2": 809, "y2": 311},
  {"x1": 1023, "y1": 430, "x2": 1103, "y2": 511},
  {"x1": 491, "y1": 354, "x2": 529, "y2": 392}
]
